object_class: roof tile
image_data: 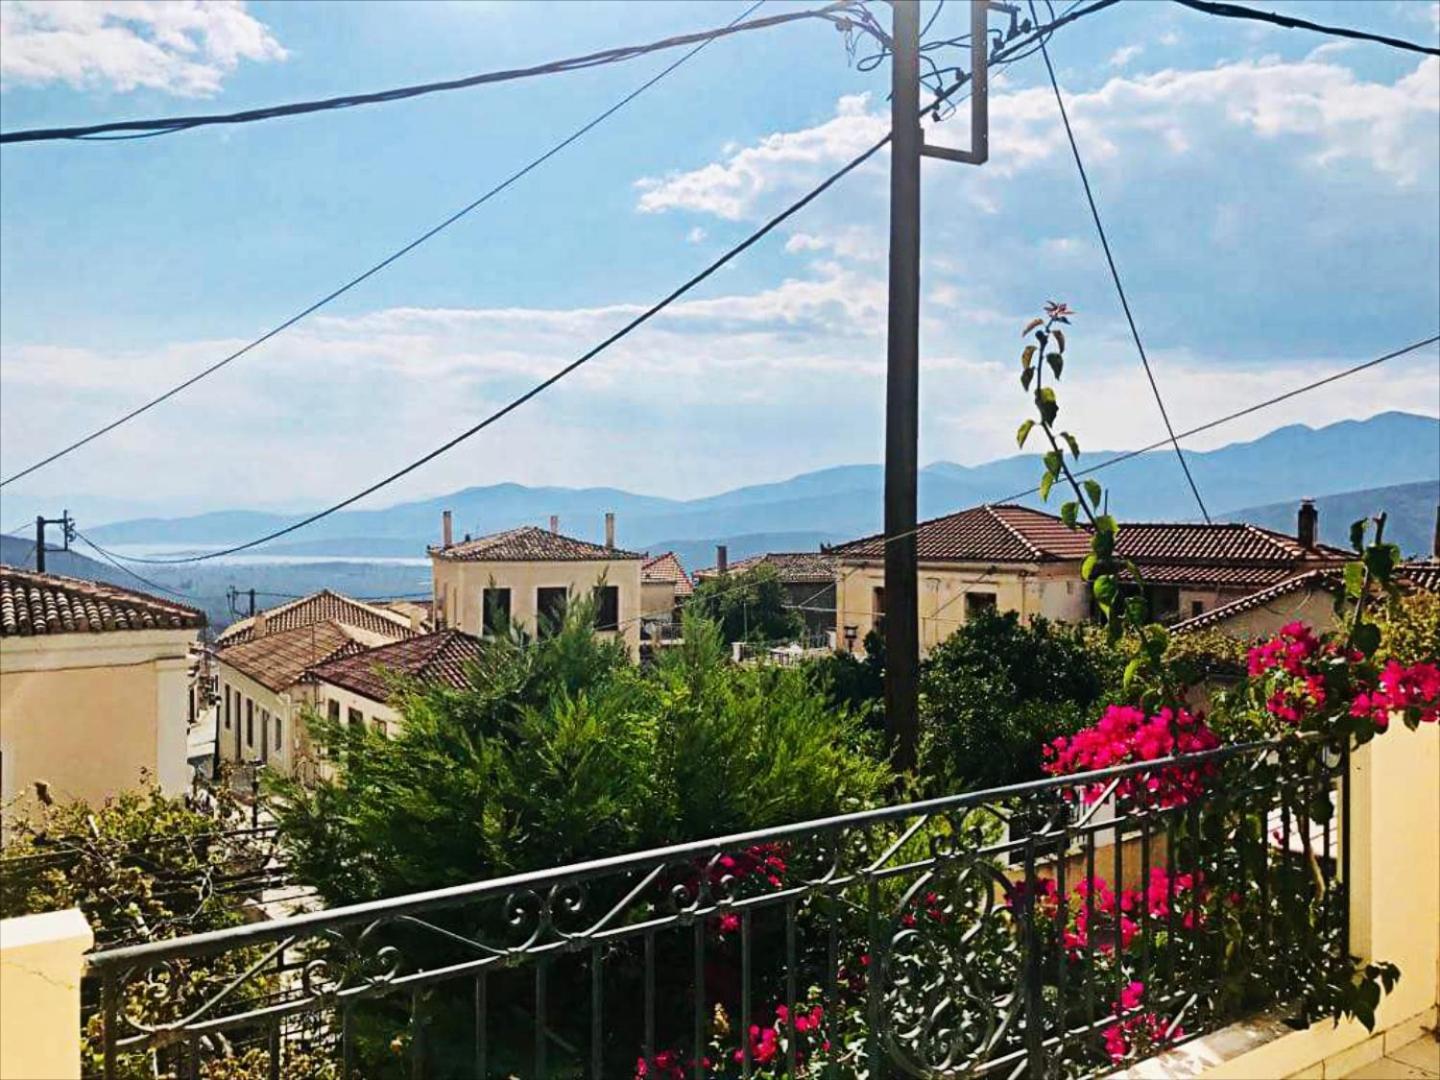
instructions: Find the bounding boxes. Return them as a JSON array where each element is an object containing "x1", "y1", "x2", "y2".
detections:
[
  {"x1": 217, "y1": 590, "x2": 415, "y2": 645},
  {"x1": 432, "y1": 525, "x2": 642, "y2": 563},
  {"x1": 693, "y1": 551, "x2": 838, "y2": 584},
  {"x1": 642, "y1": 552, "x2": 693, "y2": 596},
  {"x1": 305, "y1": 629, "x2": 485, "y2": 704},
  {"x1": 0, "y1": 565, "x2": 205, "y2": 638}
]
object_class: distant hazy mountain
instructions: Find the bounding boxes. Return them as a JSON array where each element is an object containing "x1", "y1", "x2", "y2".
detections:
[
  {"x1": 87, "y1": 412, "x2": 1440, "y2": 556},
  {"x1": 1220, "y1": 479, "x2": 1439, "y2": 558}
]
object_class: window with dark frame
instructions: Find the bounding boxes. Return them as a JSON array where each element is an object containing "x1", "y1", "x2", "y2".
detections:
[
  {"x1": 482, "y1": 587, "x2": 512, "y2": 636},
  {"x1": 537, "y1": 587, "x2": 568, "y2": 638},
  {"x1": 593, "y1": 585, "x2": 620, "y2": 632},
  {"x1": 274, "y1": 716, "x2": 282, "y2": 751},
  {"x1": 223, "y1": 686, "x2": 231, "y2": 730},
  {"x1": 246, "y1": 699, "x2": 254, "y2": 747},
  {"x1": 1191, "y1": 600, "x2": 1205, "y2": 618},
  {"x1": 964, "y1": 591, "x2": 998, "y2": 619},
  {"x1": 328, "y1": 699, "x2": 340, "y2": 724},
  {"x1": 348, "y1": 707, "x2": 363, "y2": 728},
  {"x1": 872, "y1": 586, "x2": 886, "y2": 632}
]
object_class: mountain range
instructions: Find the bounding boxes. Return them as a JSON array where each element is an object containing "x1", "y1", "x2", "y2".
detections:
[{"x1": 83, "y1": 412, "x2": 1439, "y2": 558}]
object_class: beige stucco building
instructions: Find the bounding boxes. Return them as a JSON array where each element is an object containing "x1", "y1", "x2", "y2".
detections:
[
  {"x1": 830, "y1": 502, "x2": 1351, "y2": 656},
  {"x1": 0, "y1": 566, "x2": 205, "y2": 819},
  {"x1": 212, "y1": 591, "x2": 415, "y2": 778},
  {"x1": 640, "y1": 551, "x2": 692, "y2": 623},
  {"x1": 429, "y1": 515, "x2": 644, "y2": 658}
]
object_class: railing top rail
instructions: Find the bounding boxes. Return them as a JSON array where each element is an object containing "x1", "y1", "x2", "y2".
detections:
[{"x1": 85, "y1": 735, "x2": 1312, "y2": 972}]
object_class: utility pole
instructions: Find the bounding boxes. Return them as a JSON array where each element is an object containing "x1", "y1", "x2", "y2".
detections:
[
  {"x1": 33, "y1": 510, "x2": 74, "y2": 573},
  {"x1": 884, "y1": 0, "x2": 991, "y2": 771}
]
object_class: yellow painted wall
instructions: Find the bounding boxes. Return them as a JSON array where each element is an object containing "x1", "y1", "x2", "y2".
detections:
[
  {"x1": 0, "y1": 908, "x2": 92, "y2": 1080},
  {"x1": 641, "y1": 580, "x2": 677, "y2": 620},
  {"x1": 214, "y1": 661, "x2": 301, "y2": 776},
  {"x1": 834, "y1": 560, "x2": 1091, "y2": 655},
  {"x1": 0, "y1": 629, "x2": 196, "y2": 814},
  {"x1": 1189, "y1": 587, "x2": 1347, "y2": 641},
  {"x1": 431, "y1": 556, "x2": 643, "y2": 657}
]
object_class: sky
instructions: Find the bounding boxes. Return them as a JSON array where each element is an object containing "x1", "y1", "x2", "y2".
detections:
[{"x1": 1, "y1": 0, "x2": 1437, "y2": 528}]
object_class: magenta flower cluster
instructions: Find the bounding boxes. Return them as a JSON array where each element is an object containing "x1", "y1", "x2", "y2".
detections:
[
  {"x1": 1102, "y1": 981, "x2": 1183, "y2": 1063},
  {"x1": 1042, "y1": 705, "x2": 1220, "y2": 807}
]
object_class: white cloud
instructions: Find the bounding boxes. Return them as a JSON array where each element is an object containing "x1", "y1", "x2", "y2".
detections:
[
  {"x1": 685, "y1": 226, "x2": 707, "y2": 244},
  {"x1": 0, "y1": 0, "x2": 285, "y2": 96},
  {"x1": 636, "y1": 55, "x2": 1440, "y2": 223},
  {"x1": 635, "y1": 94, "x2": 886, "y2": 220},
  {"x1": 1108, "y1": 44, "x2": 1144, "y2": 68},
  {"x1": 1158, "y1": 30, "x2": 1181, "y2": 47}
]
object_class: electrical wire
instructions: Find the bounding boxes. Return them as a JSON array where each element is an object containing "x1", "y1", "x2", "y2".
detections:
[
  {"x1": 0, "y1": 0, "x2": 775, "y2": 490},
  {"x1": 1031, "y1": 0, "x2": 1212, "y2": 524},
  {"x1": 1170, "y1": 0, "x2": 1439, "y2": 57},
  {"x1": 99, "y1": 135, "x2": 893, "y2": 567},
  {"x1": 72, "y1": 530, "x2": 210, "y2": 605},
  {"x1": 0, "y1": 4, "x2": 857, "y2": 145}
]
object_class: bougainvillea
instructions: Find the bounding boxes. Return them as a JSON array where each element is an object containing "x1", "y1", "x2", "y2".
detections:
[
  {"x1": 1041, "y1": 704, "x2": 1220, "y2": 807},
  {"x1": 1102, "y1": 982, "x2": 1183, "y2": 1064}
]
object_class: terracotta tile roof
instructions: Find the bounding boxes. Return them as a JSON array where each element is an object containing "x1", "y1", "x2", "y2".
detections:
[
  {"x1": 0, "y1": 565, "x2": 205, "y2": 638},
  {"x1": 1114, "y1": 522, "x2": 1350, "y2": 564},
  {"x1": 642, "y1": 552, "x2": 693, "y2": 596},
  {"x1": 832, "y1": 507, "x2": 1348, "y2": 579},
  {"x1": 1170, "y1": 571, "x2": 1346, "y2": 634},
  {"x1": 1400, "y1": 559, "x2": 1440, "y2": 592},
  {"x1": 1122, "y1": 563, "x2": 1305, "y2": 588},
  {"x1": 305, "y1": 629, "x2": 485, "y2": 704},
  {"x1": 217, "y1": 620, "x2": 369, "y2": 692},
  {"x1": 831, "y1": 505, "x2": 1093, "y2": 564},
  {"x1": 1172, "y1": 561, "x2": 1440, "y2": 635},
  {"x1": 217, "y1": 590, "x2": 415, "y2": 646},
  {"x1": 693, "y1": 551, "x2": 838, "y2": 584},
  {"x1": 431, "y1": 525, "x2": 643, "y2": 562}
]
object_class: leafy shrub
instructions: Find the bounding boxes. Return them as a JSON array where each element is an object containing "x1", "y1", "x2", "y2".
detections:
[
  {"x1": 688, "y1": 562, "x2": 805, "y2": 643},
  {"x1": 1375, "y1": 589, "x2": 1440, "y2": 666},
  {"x1": 270, "y1": 607, "x2": 890, "y2": 905},
  {"x1": 917, "y1": 608, "x2": 1108, "y2": 791}
]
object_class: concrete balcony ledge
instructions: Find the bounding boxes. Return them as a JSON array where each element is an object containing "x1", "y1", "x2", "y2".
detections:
[
  {"x1": 0, "y1": 907, "x2": 94, "y2": 1080},
  {"x1": 1111, "y1": 1005, "x2": 1439, "y2": 1080}
]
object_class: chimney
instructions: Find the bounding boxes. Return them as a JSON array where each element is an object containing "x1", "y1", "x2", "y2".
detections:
[
  {"x1": 1297, "y1": 498, "x2": 1317, "y2": 551},
  {"x1": 441, "y1": 510, "x2": 453, "y2": 549},
  {"x1": 549, "y1": 515, "x2": 559, "y2": 534},
  {"x1": 716, "y1": 544, "x2": 728, "y2": 573},
  {"x1": 604, "y1": 512, "x2": 616, "y2": 550}
]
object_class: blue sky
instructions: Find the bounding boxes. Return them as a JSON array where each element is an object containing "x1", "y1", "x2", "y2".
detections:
[{"x1": 1, "y1": 0, "x2": 1437, "y2": 526}]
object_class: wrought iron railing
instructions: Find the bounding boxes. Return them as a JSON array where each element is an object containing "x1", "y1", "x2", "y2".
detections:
[{"x1": 84, "y1": 736, "x2": 1348, "y2": 1078}]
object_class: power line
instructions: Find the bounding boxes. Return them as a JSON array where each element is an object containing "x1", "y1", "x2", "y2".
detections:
[
  {"x1": 89, "y1": 135, "x2": 895, "y2": 567},
  {"x1": 0, "y1": 4, "x2": 856, "y2": 145},
  {"x1": 1032, "y1": 0, "x2": 1212, "y2": 525},
  {"x1": 72, "y1": 530, "x2": 209, "y2": 605},
  {"x1": 0, "y1": 0, "x2": 776, "y2": 490},
  {"x1": 1171, "y1": 0, "x2": 1440, "y2": 57}
]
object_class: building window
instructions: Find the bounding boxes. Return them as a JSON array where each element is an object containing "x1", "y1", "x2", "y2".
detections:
[
  {"x1": 482, "y1": 587, "x2": 511, "y2": 636},
  {"x1": 964, "y1": 592, "x2": 998, "y2": 619},
  {"x1": 537, "y1": 587, "x2": 568, "y2": 637},
  {"x1": 246, "y1": 699, "x2": 254, "y2": 747},
  {"x1": 872, "y1": 586, "x2": 886, "y2": 632},
  {"x1": 223, "y1": 685, "x2": 231, "y2": 730},
  {"x1": 260, "y1": 709, "x2": 270, "y2": 758},
  {"x1": 274, "y1": 716, "x2": 283, "y2": 751},
  {"x1": 594, "y1": 585, "x2": 620, "y2": 632},
  {"x1": 1191, "y1": 600, "x2": 1205, "y2": 618},
  {"x1": 328, "y1": 699, "x2": 340, "y2": 725},
  {"x1": 348, "y1": 707, "x2": 363, "y2": 728},
  {"x1": 371, "y1": 718, "x2": 388, "y2": 738}
]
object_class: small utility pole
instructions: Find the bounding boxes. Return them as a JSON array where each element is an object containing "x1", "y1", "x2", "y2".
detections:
[
  {"x1": 884, "y1": 0, "x2": 991, "y2": 771},
  {"x1": 33, "y1": 510, "x2": 74, "y2": 573},
  {"x1": 883, "y1": 0, "x2": 924, "y2": 772}
]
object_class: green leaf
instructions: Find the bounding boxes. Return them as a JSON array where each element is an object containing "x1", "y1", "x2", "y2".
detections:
[
  {"x1": 1022, "y1": 317, "x2": 1043, "y2": 338},
  {"x1": 1093, "y1": 574, "x2": 1118, "y2": 606},
  {"x1": 1083, "y1": 479, "x2": 1102, "y2": 509},
  {"x1": 1035, "y1": 387, "x2": 1058, "y2": 425},
  {"x1": 1363, "y1": 542, "x2": 1401, "y2": 583},
  {"x1": 1060, "y1": 501, "x2": 1079, "y2": 529},
  {"x1": 1123, "y1": 657, "x2": 1143, "y2": 690},
  {"x1": 1043, "y1": 450, "x2": 1062, "y2": 479},
  {"x1": 1353, "y1": 621, "x2": 1381, "y2": 657},
  {"x1": 1038, "y1": 472, "x2": 1055, "y2": 502},
  {"x1": 1094, "y1": 514, "x2": 1118, "y2": 536},
  {"x1": 1016, "y1": 419, "x2": 1035, "y2": 448},
  {"x1": 1126, "y1": 595, "x2": 1148, "y2": 626},
  {"x1": 1021, "y1": 344, "x2": 1036, "y2": 369},
  {"x1": 1052, "y1": 328, "x2": 1066, "y2": 353},
  {"x1": 1349, "y1": 518, "x2": 1367, "y2": 553},
  {"x1": 1060, "y1": 431, "x2": 1079, "y2": 459},
  {"x1": 1047, "y1": 352, "x2": 1064, "y2": 378},
  {"x1": 1081, "y1": 554, "x2": 1097, "y2": 580},
  {"x1": 1092, "y1": 529, "x2": 1115, "y2": 557},
  {"x1": 1344, "y1": 561, "x2": 1365, "y2": 599},
  {"x1": 1021, "y1": 367, "x2": 1035, "y2": 391}
]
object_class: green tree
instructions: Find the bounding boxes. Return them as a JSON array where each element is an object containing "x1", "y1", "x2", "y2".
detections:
[
  {"x1": 268, "y1": 606, "x2": 889, "y2": 905},
  {"x1": 917, "y1": 608, "x2": 1108, "y2": 791},
  {"x1": 688, "y1": 562, "x2": 805, "y2": 644}
]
